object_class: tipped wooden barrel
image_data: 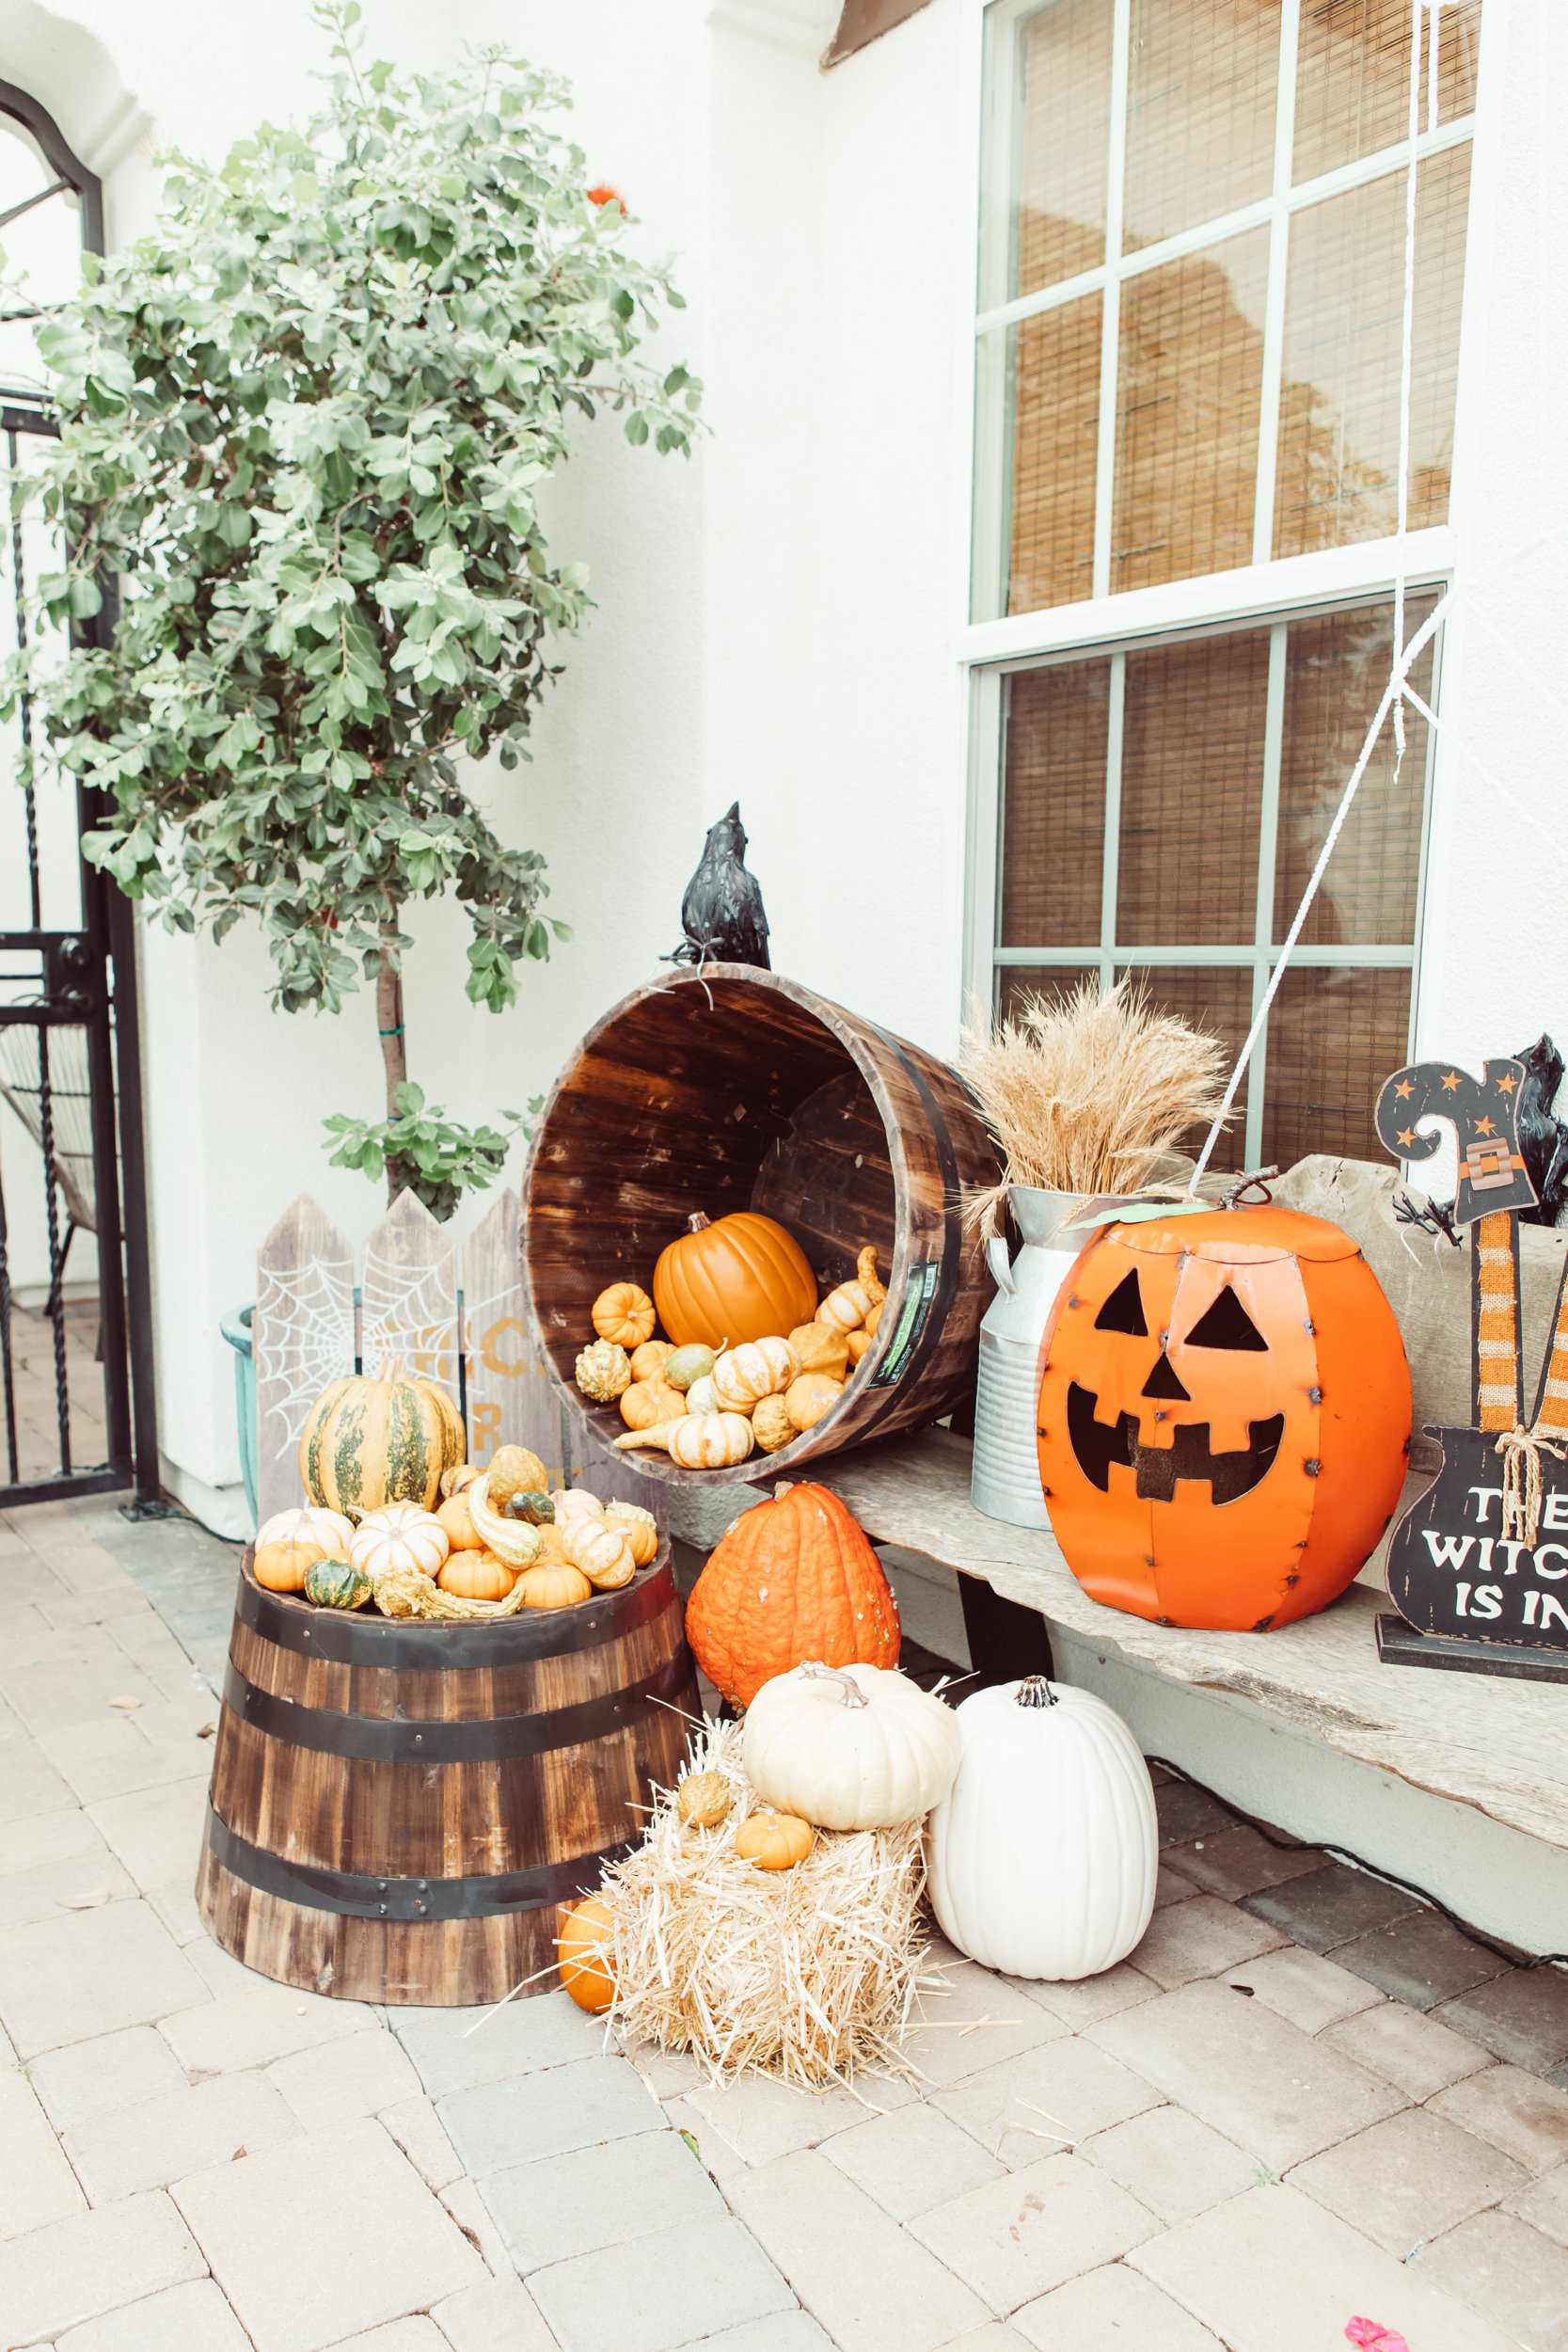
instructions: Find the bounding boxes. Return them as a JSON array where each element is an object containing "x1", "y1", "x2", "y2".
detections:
[
  {"x1": 197, "y1": 1547, "x2": 696, "y2": 2005},
  {"x1": 524, "y1": 966, "x2": 1002, "y2": 1486}
]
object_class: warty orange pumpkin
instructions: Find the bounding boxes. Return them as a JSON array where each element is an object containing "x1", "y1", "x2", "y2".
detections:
[
  {"x1": 684, "y1": 1480, "x2": 901, "y2": 1708},
  {"x1": 653, "y1": 1210, "x2": 817, "y2": 1350}
]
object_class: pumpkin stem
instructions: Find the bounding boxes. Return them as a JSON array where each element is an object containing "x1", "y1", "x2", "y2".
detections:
[
  {"x1": 800, "y1": 1661, "x2": 869, "y2": 1707},
  {"x1": 687, "y1": 1211, "x2": 712, "y2": 1234},
  {"x1": 1017, "y1": 1676, "x2": 1058, "y2": 1708},
  {"x1": 377, "y1": 1357, "x2": 408, "y2": 1385}
]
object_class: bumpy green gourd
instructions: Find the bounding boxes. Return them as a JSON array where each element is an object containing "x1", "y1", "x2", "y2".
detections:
[
  {"x1": 576, "y1": 1340, "x2": 631, "y2": 1404},
  {"x1": 505, "y1": 1490, "x2": 555, "y2": 1524},
  {"x1": 304, "y1": 1555, "x2": 372, "y2": 1610}
]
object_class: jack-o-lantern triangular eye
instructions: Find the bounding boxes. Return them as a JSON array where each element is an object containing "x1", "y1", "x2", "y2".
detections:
[
  {"x1": 1094, "y1": 1271, "x2": 1148, "y2": 1336},
  {"x1": 1185, "y1": 1285, "x2": 1268, "y2": 1351}
]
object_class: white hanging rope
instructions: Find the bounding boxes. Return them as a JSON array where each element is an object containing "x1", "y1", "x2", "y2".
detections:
[{"x1": 1187, "y1": 3, "x2": 1437, "y2": 1196}]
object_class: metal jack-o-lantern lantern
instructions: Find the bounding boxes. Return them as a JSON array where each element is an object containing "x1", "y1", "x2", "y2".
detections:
[{"x1": 1037, "y1": 1203, "x2": 1412, "y2": 1631}]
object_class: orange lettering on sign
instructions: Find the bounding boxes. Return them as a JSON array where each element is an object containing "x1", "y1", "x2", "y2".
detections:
[
  {"x1": 480, "y1": 1316, "x2": 530, "y2": 1378},
  {"x1": 469, "y1": 1401, "x2": 502, "y2": 1462}
]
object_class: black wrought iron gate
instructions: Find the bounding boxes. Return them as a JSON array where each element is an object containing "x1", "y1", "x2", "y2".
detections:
[{"x1": 0, "y1": 81, "x2": 159, "y2": 1509}]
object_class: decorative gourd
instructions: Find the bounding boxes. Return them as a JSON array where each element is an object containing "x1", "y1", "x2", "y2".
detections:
[
  {"x1": 553, "y1": 1488, "x2": 605, "y2": 1528},
  {"x1": 684, "y1": 1375, "x2": 719, "y2": 1416},
  {"x1": 466, "y1": 1473, "x2": 546, "y2": 1569},
  {"x1": 654, "y1": 1211, "x2": 817, "y2": 1351},
  {"x1": 299, "y1": 1359, "x2": 464, "y2": 1516},
  {"x1": 576, "y1": 1340, "x2": 631, "y2": 1404},
  {"x1": 558, "y1": 1893, "x2": 617, "y2": 2013},
  {"x1": 630, "y1": 1340, "x2": 674, "y2": 1384},
  {"x1": 370, "y1": 1562, "x2": 531, "y2": 1620},
  {"x1": 712, "y1": 1338, "x2": 800, "y2": 1413},
  {"x1": 593, "y1": 1281, "x2": 657, "y2": 1350},
  {"x1": 440, "y1": 1461, "x2": 481, "y2": 1500},
  {"x1": 515, "y1": 1562, "x2": 594, "y2": 1610},
  {"x1": 437, "y1": 1549, "x2": 516, "y2": 1602},
  {"x1": 685, "y1": 1481, "x2": 900, "y2": 1707},
  {"x1": 505, "y1": 1490, "x2": 554, "y2": 1525},
  {"x1": 743, "y1": 1661, "x2": 959, "y2": 1830},
  {"x1": 927, "y1": 1678, "x2": 1157, "y2": 1979},
  {"x1": 816, "y1": 1247, "x2": 885, "y2": 1337},
  {"x1": 304, "y1": 1554, "x2": 372, "y2": 1610},
  {"x1": 735, "y1": 1810, "x2": 814, "y2": 1870},
  {"x1": 846, "y1": 1329, "x2": 873, "y2": 1367},
  {"x1": 349, "y1": 1502, "x2": 450, "y2": 1580},
  {"x1": 676, "y1": 1771, "x2": 732, "y2": 1828},
  {"x1": 605, "y1": 1502, "x2": 659, "y2": 1566},
  {"x1": 784, "y1": 1373, "x2": 842, "y2": 1432},
  {"x1": 621, "y1": 1377, "x2": 689, "y2": 1432},
  {"x1": 565, "y1": 1518, "x2": 638, "y2": 1590},
  {"x1": 486, "y1": 1446, "x2": 549, "y2": 1508},
  {"x1": 664, "y1": 1343, "x2": 716, "y2": 1392},
  {"x1": 533, "y1": 1522, "x2": 574, "y2": 1565},
  {"x1": 436, "y1": 1491, "x2": 483, "y2": 1551},
  {"x1": 752, "y1": 1395, "x2": 796, "y2": 1454},
  {"x1": 1037, "y1": 1202, "x2": 1413, "y2": 1630},
  {"x1": 253, "y1": 1506, "x2": 353, "y2": 1595},
  {"x1": 789, "y1": 1323, "x2": 850, "y2": 1381},
  {"x1": 614, "y1": 1413, "x2": 755, "y2": 1468}
]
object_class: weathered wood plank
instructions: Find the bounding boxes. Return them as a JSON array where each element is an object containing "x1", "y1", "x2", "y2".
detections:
[
  {"x1": 359, "y1": 1188, "x2": 460, "y2": 1408},
  {"x1": 252, "y1": 1196, "x2": 356, "y2": 1527},
  {"x1": 461, "y1": 1189, "x2": 562, "y2": 1479}
]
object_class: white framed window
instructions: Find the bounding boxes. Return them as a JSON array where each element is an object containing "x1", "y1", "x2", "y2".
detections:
[{"x1": 964, "y1": 0, "x2": 1483, "y2": 1163}]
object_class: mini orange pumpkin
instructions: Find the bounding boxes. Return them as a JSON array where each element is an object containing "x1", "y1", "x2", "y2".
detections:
[
  {"x1": 437, "y1": 1549, "x2": 515, "y2": 1601},
  {"x1": 629, "y1": 1339, "x2": 674, "y2": 1384},
  {"x1": 620, "y1": 1377, "x2": 689, "y2": 1432},
  {"x1": 1037, "y1": 1203, "x2": 1412, "y2": 1632},
  {"x1": 685, "y1": 1481, "x2": 901, "y2": 1707},
  {"x1": 593, "y1": 1282, "x2": 657, "y2": 1350},
  {"x1": 653, "y1": 1211, "x2": 817, "y2": 1351},
  {"x1": 605, "y1": 1501, "x2": 659, "y2": 1566},
  {"x1": 846, "y1": 1328, "x2": 873, "y2": 1367},
  {"x1": 558, "y1": 1893, "x2": 617, "y2": 2012},
  {"x1": 436, "y1": 1491, "x2": 483, "y2": 1550},
  {"x1": 735, "y1": 1810, "x2": 814, "y2": 1870},
  {"x1": 515, "y1": 1561, "x2": 594, "y2": 1610},
  {"x1": 784, "y1": 1372, "x2": 842, "y2": 1432}
]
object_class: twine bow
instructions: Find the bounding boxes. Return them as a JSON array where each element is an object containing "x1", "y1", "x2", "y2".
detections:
[{"x1": 1494, "y1": 1423, "x2": 1568, "y2": 1549}]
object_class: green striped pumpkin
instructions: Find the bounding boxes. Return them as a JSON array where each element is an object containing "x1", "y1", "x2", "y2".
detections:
[
  {"x1": 298, "y1": 1359, "x2": 465, "y2": 1518},
  {"x1": 303, "y1": 1554, "x2": 372, "y2": 1610}
]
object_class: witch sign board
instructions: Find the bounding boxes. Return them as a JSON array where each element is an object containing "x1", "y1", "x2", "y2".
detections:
[{"x1": 1373, "y1": 1052, "x2": 1568, "y2": 1681}]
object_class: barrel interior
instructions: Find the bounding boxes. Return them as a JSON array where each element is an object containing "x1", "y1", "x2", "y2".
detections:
[{"x1": 527, "y1": 976, "x2": 900, "y2": 1397}]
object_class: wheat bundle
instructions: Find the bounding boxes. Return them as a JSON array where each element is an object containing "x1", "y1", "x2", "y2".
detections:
[
  {"x1": 603, "y1": 1719, "x2": 928, "y2": 2089},
  {"x1": 959, "y1": 977, "x2": 1230, "y2": 1233}
]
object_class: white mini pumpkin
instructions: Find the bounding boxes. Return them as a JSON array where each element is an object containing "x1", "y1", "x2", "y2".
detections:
[
  {"x1": 926, "y1": 1677, "x2": 1157, "y2": 1980},
  {"x1": 552, "y1": 1488, "x2": 606, "y2": 1529},
  {"x1": 257, "y1": 1504, "x2": 355, "y2": 1553},
  {"x1": 741, "y1": 1661, "x2": 960, "y2": 1831},
  {"x1": 348, "y1": 1502, "x2": 450, "y2": 1580},
  {"x1": 712, "y1": 1337, "x2": 800, "y2": 1413}
]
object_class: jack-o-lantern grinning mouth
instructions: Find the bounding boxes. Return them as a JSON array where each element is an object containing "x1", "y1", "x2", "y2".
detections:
[{"x1": 1066, "y1": 1382, "x2": 1285, "y2": 1504}]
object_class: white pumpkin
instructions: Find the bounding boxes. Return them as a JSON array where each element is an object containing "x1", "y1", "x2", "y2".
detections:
[
  {"x1": 466, "y1": 1472, "x2": 546, "y2": 1569},
  {"x1": 927, "y1": 1677, "x2": 1156, "y2": 1980},
  {"x1": 348, "y1": 1502, "x2": 449, "y2": 1580},
  {"x1": 552, "y1": 1488, "x2": 606, "y2": 1529},
  {"x1": 256, "y1": 1504, "x2": 354, "y2": 1553},
  {"x1": 712, "y1": 1337, "x2": 800, "y2": 1413},
  {"x1": 741, "y1": 1661, "x2": 960, "y2": 1831}
]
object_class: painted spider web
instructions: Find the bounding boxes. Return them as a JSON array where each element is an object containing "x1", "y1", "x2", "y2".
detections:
[
  {"x1": 256, "y1": 1254, "x2": 356, "y2": 1454},
  {"x1": 358, "y1": 1242, "x2": 459, "y2": 1394}
]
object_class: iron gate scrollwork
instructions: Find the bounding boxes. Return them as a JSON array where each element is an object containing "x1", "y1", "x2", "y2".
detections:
[{"x1": 0, "y1": 79, "x2": 158, "y2": 1509}]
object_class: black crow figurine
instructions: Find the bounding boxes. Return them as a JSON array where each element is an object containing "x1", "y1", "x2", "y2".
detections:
[
  {"x1": 668, "y1": 802, "x2": 770, "y2": 970},
  {"x1": 1513, "y1": 1033, "x2": 1568, "y2": 1225}
]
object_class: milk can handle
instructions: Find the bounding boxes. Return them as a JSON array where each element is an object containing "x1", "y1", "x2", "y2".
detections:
[{"x1": 986, "y1": 1235, "x2": 1016, "y2": 1296}]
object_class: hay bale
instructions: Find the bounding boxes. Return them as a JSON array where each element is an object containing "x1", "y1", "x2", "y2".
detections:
[{"x1": 604, "y1": 1718, "x2": 928, "y2": 2088}]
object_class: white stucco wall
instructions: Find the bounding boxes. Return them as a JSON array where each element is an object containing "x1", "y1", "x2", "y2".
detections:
[{"x1": 7, "y1": 0, "x2": 1567, "y2": 1531}]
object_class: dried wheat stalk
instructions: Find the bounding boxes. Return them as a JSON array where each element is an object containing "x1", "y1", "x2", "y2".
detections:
[{"x1": 958, "y1": 978, "x2": 1230, "y2": 1232}]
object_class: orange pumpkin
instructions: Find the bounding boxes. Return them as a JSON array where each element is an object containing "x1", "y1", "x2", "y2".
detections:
[
  {"x1": 437, "y1": 1549, "x2": 516, "y2": 1601},
  {"x1": 558, "y1": 1893, "x2": 617, "y2": 2013},
  {"x1": 436, "y1": 1491, "x2": 483, "y2": 1550},
  {"x1": 1037, "y1": 1203, "x2": 1412, "y2": 1632},
  {"x1": 685, "y1": 1480, "x2": 901, "y2": 1708},
  {"x1": 653, "y1": 1210, "x2": 817, "y2": 1351},
  {"x1": 593, "y1": 1281, "x2": 657, "y2": 1350}
]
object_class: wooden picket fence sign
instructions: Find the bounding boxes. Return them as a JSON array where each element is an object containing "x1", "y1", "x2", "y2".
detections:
[{"x1": 251, "y1": 1188, "x2": 655, "y2": 1528}]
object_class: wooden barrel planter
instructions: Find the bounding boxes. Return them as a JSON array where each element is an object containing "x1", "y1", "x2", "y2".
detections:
[
  {"x1": 196, "y1": 1544, "x2": 696, "y2": 2006},
  {"x1": 525, "y1": 966, "x2": 1002, "y2": 1486}
]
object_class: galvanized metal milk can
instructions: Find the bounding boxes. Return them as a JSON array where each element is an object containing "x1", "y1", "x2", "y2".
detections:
[{"x1": 970, "y1": 1185, "x2": 1092, "y2": 1529}]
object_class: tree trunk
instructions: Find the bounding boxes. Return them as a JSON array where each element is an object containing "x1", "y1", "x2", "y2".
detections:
[{"x1": 377, "y1": 911, "x2": 407, "y2": 1205}]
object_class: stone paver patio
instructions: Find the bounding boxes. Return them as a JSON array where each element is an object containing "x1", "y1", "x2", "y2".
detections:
[{"x1": 3, "y1": 1494, "x2": 1568, "y2": 2351}]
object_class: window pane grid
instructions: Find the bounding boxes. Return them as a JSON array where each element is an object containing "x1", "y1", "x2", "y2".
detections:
[{"x1": 975, "y1": 0, "x2": 1480, "y2": 622}]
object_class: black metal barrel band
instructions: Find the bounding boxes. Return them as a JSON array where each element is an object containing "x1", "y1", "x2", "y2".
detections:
[
  {"x1": 222, "y1": 1649, "x2": 692, "y2": 1762},
  {"x1": 235, "y1": 1549, "x2": 676, "y2": 1667},
  {"x1": 205, "y1": 1805, "x2": 626, "y2": 1922}
]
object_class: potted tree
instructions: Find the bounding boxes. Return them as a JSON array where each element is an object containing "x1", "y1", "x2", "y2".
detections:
[{"x1": 2, "y1": 0, "x2": 700, "y2": 1216}]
